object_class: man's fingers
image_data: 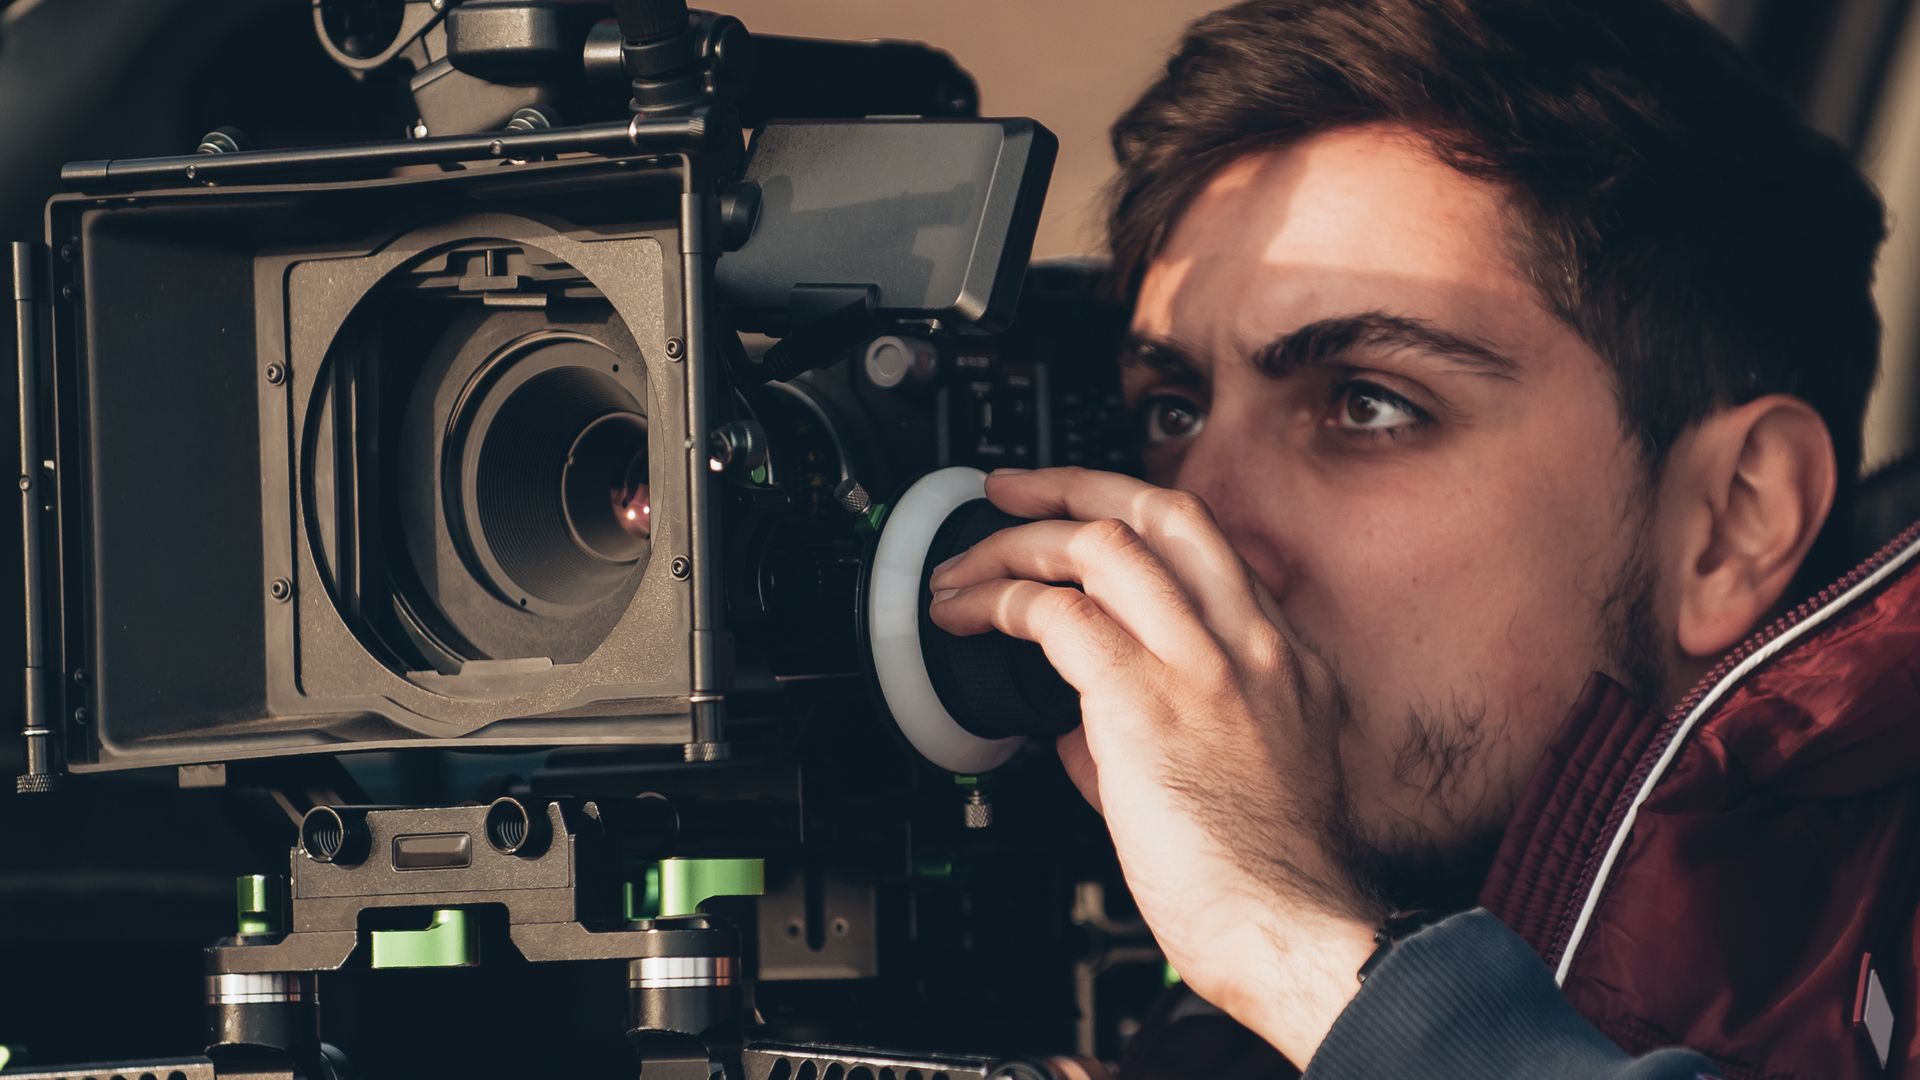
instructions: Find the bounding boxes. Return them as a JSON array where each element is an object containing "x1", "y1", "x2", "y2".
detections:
[
  {"x1": 927, "y1": 577, "x2": 1149, "y2": 690},
  {"x1": 929, "y1": 517, "x2": 1216, "y2": 666},
  {"x1": 981, "y1": 468, "x2": 1270, "y2": 630},
  {"x1": 1056, "y1": 728, "x2": 1104, "y2": 815}
]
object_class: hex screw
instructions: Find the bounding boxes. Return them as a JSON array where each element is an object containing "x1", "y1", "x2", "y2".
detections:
[
  {"x1": 669, "y1": 556, "x2": 690, "y2": 580},
  {"x1": 269, "y1": 577, "x2": 292, "y2": 602},
  {"x1": 15, "y1": 475, "x2": 28, "y2": 491},
  {"x1": 665, "y1": 337, "x2": 685, "y2": 361},
  {"x1": 71, "y1": 668, "x2": 86, "y2": 685},
  {"x1": 58, "y1": 245, "x2": 73, "y2": 262},
  {"x1": 264, "y1": 363, "x2": 286, "y2": 385},
  {"x1": 72, "y1": 707, "x2": 88, "y2": 725}
]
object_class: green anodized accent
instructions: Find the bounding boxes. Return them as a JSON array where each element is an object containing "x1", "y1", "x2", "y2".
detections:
[
  {"x1": 1163, "y1": 960, "x2": 1182, "y2": 988},
  {"x1": 623, "y1": 864, "x2": 664, "y2": 921},
  {"x1": 370, "y1": 909, "x2": 476, "y2": 969},
  {"x1": 235, "y1": 874, "x2": 284, "y2": 935},
  {"x1": 856, "y1": 501, "x2": 890, "y2": 534},
  {"x1": 0, "y1": 1043, "x2": 12, "y2": 1070},
  {"x1": 913, "y1": 856, "x2": 955, "y2": 880},
  {"x1": 952, "y1": 774, "x2": 979, "y2": 787},
  {"x1": 658, "y1": 858, "x2": 765, "y2": 917}
]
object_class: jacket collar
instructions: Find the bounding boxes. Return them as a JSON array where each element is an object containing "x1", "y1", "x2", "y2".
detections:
[{"x1": 1480, "y1": 520, "x2": 1920, "y2": 978}]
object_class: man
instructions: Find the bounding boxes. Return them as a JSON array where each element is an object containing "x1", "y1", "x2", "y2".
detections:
[{"x1": 925, "y1": 0, "x2": 1916, "y2": 1075}]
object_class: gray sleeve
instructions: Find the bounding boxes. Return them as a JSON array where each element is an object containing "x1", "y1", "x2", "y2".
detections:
[{"x1": 1303, "y1": 909, "x2": 1718, "y2": 1079}]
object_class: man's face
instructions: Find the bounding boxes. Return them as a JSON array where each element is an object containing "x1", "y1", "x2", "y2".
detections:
[{"x1": 1124, "y1": 125, "x2": 1661, "y2": 897}]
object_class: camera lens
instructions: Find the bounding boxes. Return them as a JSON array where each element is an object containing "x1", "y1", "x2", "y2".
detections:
[
  {"x1": 563, "y1": 412, "x2": 652, "y2": 561},
  {"x1": 316, "y1": 255, "x2": 658, "y2": 675},
  {"x1": 457, "y1": 336, "x2": 652, "y2": 611}
]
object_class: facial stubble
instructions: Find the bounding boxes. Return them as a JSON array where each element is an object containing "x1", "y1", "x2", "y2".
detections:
[{"x1": 1331, "y1": 514, "x2": 1667, "y2": 913}]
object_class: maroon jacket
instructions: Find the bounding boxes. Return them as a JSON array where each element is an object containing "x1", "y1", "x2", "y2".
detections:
[{"x1": 1120, "y1": 518, "x2": 1920, "y2": 1079}]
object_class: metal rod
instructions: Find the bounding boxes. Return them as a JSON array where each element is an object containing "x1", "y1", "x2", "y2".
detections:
[
  {"x1": 680, "y1": 190, "x2": 729, "y2": 763},
  {"x1": 12, "y1": 242, "x2": 57, "y2": 793},
  {"x1": 60, "y1": 112, "x2": 718, "y2": 190}
]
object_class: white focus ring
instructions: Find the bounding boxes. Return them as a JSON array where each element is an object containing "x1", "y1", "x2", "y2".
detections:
[{"x1": 867, "y1": 467, "x2": 1027, "y2": 774}]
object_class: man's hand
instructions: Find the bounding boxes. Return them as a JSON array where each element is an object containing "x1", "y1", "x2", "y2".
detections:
[{"x1": 927, "y1": 467, "x2": 1383, "y2": 1066}]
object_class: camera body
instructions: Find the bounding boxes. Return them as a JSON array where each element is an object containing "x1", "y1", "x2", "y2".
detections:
[{"x1": 8, "y1": 2, "x2": 1158, "y2": 1074}]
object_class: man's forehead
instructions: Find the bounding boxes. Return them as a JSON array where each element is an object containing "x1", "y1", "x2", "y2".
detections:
[{"x1": 1133, "y1": 126, "x2": 1549, "y2": 364}]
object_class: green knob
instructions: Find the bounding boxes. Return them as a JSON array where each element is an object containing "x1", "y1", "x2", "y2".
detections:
[{"x1": 235, "y1": 874, "x2": 286, "y2": 936}]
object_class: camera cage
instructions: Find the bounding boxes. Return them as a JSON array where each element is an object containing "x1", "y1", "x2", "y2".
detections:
[{"x1": 24, "y1": 103, "x2": 1057, "y2": 775}]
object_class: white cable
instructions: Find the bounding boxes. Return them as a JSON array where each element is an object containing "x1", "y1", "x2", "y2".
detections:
[{"x1": 866, "y1": 467, "x2": 1026, "y2": 774}]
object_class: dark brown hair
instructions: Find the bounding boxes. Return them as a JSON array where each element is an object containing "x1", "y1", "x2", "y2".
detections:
[{"x1": 1110, "y1": 0, "x2": 1887, "y2": 560}]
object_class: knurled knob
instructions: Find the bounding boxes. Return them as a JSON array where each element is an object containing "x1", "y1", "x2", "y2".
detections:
[
  {"x1": 963, "y1": 788, "x2": 994, "y2": 829},
  {"x1": 15, "y1": 773, "x2": 59, "y2": 795},
  {"x1": 835, "y1": 479, "x2": 872, "y2": 515}
]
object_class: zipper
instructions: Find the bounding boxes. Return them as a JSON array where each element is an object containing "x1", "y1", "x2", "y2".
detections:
[{"x1": 1545, "y1": 515, "x2": 1920, "y2": 969}]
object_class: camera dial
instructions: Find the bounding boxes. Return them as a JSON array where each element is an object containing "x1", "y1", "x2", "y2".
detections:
[{"x1": 865, "y1": 467, "x2": 1079, "y2": 773}]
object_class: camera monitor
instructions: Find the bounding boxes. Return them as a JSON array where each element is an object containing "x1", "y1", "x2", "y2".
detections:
[{"x1": 718, "y1": 118, "x2": 1056, "y2": 334}]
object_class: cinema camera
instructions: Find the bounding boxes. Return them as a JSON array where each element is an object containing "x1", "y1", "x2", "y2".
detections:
[{"x1": 4, "y1": 1, "x2": 1159, "y2": 1077}]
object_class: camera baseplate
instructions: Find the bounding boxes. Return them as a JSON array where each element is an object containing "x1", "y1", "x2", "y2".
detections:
[{"x1": 2, "y1": 799, "x2": 1077, "y2": 1080}]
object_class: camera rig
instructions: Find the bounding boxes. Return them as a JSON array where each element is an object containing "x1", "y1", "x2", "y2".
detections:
[{"x1": 7, "y1": 1, "x2": 1157, "y2": 1077}]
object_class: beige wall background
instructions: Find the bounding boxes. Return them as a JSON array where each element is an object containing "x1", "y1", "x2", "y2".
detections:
[{"x1": 719, "y1": 1, "x2": 1222, "y2": 258}]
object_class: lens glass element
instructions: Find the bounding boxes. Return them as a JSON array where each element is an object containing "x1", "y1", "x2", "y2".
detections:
[{"x1": 563, "y1": 412, "x2": 652, "y2": 563}]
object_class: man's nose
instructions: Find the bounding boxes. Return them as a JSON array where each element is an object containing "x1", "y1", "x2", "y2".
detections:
[{"x1": 1168, "y1": 429, "x2": 1296, "y2": 602}]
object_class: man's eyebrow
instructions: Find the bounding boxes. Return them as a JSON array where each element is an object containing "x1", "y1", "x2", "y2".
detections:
[
  {"x1": 1250, "y1": 312, "x2": 1521, "y2": 380},
  {"x1": 1117, "y1": 334, "x2": 1204, "y2": 380}
]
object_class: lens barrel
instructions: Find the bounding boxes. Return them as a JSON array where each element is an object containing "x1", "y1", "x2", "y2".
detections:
[{"x1": 452, "y1": 334, "x2": 652, "y2": 613}]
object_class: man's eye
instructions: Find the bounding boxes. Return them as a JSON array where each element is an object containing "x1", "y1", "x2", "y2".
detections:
[
  {"x1": 1331, "y1": 381, "x2": 1426, "y2": 433},
  {"x1": 1142, "y1": 395, "x2": 1205, "y2": 445}
]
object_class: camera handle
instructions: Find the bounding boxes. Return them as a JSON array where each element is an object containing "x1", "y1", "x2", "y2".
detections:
[{"x1": 613, "y1": 0, "x2": 749, "y2": 120}]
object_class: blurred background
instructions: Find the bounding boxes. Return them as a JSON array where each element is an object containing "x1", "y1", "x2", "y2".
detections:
[{"x1": 1, "y1": 0, "x2": 1918, "y2": 1068}]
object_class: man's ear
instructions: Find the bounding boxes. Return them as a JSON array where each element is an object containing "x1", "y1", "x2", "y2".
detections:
[{"x1": 1661, "y1": 395, "x2": 1837, "y2": 660}]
